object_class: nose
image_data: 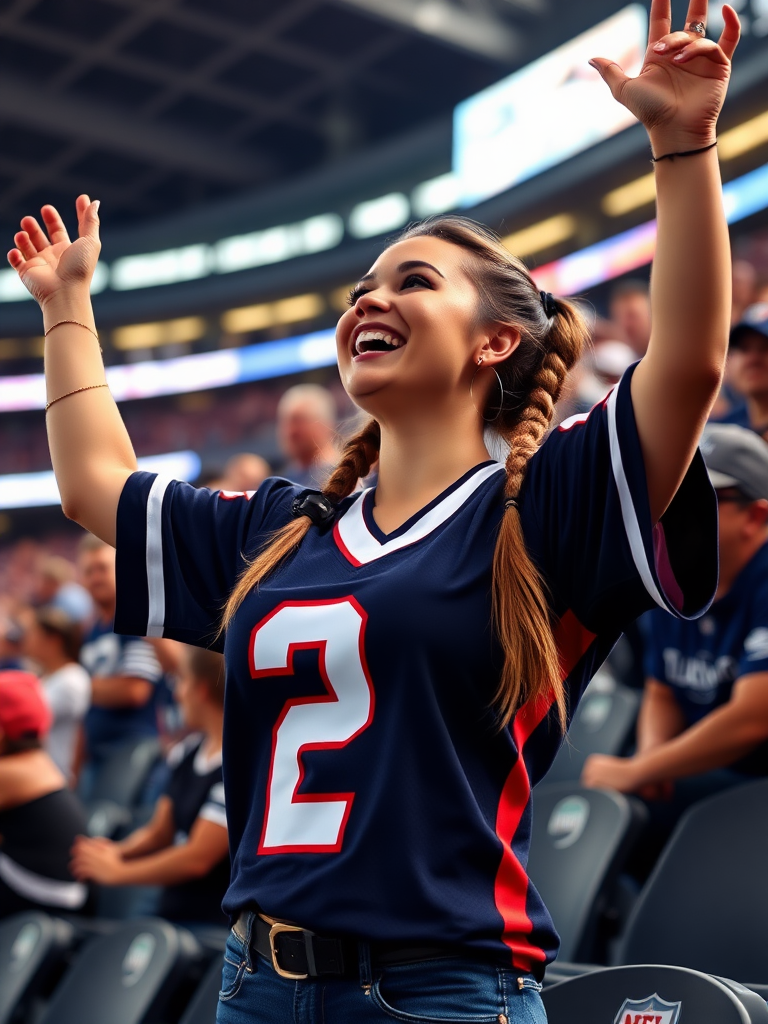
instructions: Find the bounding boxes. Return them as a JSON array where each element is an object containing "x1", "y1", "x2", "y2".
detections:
[{"x1": 355, "y1": 288, "x2": 391, "y2": 316}]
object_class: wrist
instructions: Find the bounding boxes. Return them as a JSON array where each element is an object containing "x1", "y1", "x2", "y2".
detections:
[
  {"x1": 648, "y1": 130, "x2": 718, "y2": 161},
  {"x1": 41, "y1": 290, "x2": 95, "y2": 327}
]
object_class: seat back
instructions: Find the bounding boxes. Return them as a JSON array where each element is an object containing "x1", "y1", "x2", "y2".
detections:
[
  {"x1": 38, "y1": 918, "x2": 201, "y2": 1024},
  {"x1": 545, "y1": 671, "x2": 640, "y2": 784},
  {"x1": 543, "y1": 964, "x2": 768, "y2": 1024},
  {"x1": 0, "y1": 912, "x2": 74, "y2": 1024},
  {"x1": 529, "y1": 784, "x2": 644, "y2": 962},
  {"x1": 178, "y1": 958, "x2": 222, "y2": 1024},
  {"x1": 87, "y1": 738, "x2": 162, "y2": 807},
  {"x1": 616, "y1": 778, "x2": 768, "y2": 981}
]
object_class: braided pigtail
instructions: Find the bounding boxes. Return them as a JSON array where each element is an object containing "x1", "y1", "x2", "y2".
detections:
[
  {"x1": 220, "y1": 418, "x2": 380, "y2": 634},
  {"x1": 397, "y1": 216, "x2": 589, "y2": 730},
  {"x1": 492, "y1": 299, "x2": 585, "y2": 731}
]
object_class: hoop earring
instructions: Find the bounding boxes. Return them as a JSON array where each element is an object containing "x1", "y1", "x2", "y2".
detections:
[{"x1": 470, "y1": 357, "x2": 504, "y2": 423}]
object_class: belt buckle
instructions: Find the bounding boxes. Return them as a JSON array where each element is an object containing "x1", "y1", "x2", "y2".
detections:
[{"x1": 269, "y1": 922, "x2": 310, "y2": 980}]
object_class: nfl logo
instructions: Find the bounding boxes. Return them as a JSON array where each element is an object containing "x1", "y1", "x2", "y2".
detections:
[{"x1": 614, "y1": 994, "x2": 682, "y2": 1024}]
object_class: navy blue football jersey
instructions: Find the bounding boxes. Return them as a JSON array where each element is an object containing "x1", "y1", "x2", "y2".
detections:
[
  {"x1": 643, "y1": 540, "x2": 768, "y2": 775},
  {"x1": 114, "y1": 369, "x2": 716, "y2": 977}
]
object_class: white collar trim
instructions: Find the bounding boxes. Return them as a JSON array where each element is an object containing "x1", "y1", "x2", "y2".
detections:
[{"x1": 334, "y1": 462, "x2": 504, "y2": 566}]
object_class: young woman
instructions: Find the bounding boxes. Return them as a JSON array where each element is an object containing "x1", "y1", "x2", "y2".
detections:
[
  {"x1": 69, "y1": 646, "x2": 229, "y2": 927},
  {"x1": 6, "y1": 1, "x2": 739, "y2": 1019},
  {"x1": 22, "y1": 605, "x2": 90, "y2": 778}
]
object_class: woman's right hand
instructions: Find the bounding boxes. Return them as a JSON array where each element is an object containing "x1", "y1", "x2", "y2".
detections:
[{"x1": 6, "y1": 194, "x2": 101, "y2": 310}]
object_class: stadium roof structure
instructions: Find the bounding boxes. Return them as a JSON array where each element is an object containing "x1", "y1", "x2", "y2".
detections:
[{"x1": 0, "y1": 0, "x2": 618, "y2": 242}]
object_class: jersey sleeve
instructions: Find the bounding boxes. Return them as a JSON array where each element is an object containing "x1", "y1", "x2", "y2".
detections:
[
  {"x1": 198, "y1": 781, "x2": 227, "y2": 830},
  {"x1": 523, "y1": 364, "x2": 718, "y2": 638},
  {"x1": 114, "y1": 473, "x2": 299, "y2": 650},
  {"x1": 116, "y1": 638, "x2": 163, "y2": 683}
]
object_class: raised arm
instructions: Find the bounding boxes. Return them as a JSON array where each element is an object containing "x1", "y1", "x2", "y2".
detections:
[
  {"x1": 591, "y1": 0, "x2": 740, "y2": 521},
  {"x1": 6, "y1": 195, "x2": 137, "y2": 544}
]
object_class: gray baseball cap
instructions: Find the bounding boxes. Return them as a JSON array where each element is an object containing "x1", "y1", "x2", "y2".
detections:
[
  {"x1": 700, "y1": 423, "x2": 768, "y2": 500},
  {"x1": 730, "y1": 302, "x2": 768, "y2": 348}
]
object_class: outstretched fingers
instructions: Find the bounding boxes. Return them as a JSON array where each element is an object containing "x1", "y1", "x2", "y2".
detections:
[
  {"x1": 20, "y1": 216, "x2": 51, "y2": 253},
  {"x1": 588, "y1": 58, "x2": 630, "y2": 100},
  {"x1": 76, "y1": 195, "x2": 100, "y2": 240},
  {"x1": 649, "y1": 0, "x2": 672, "y2": 45},
  {"x1": 40, "y1": 204, "x2": 71, "y2": 245},
  {"x1": 717, "y1": 5, "x2": 741, "y2": 59},
  {"x1": 13, "y1": 230, "x2": 39, "y2": 262},
  {"x1": 7, "y1": 248, "x2": 24, "y2": 269}
]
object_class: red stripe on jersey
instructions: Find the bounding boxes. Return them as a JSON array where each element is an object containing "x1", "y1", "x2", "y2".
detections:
[
  {"x1": 493, "y1": 608, "x2": 596, "y2": 969},
  {"x1": 333, "y1": 520, "x2": 363, "y2": 567}
]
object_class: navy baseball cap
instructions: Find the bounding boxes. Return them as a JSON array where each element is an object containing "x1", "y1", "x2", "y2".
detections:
[
  {"x1": 730, "y1": 302, "x2": 768, "y2": 348},
  {"x1": 700, "y1": 423, "x2": 768, "y2": 501}
]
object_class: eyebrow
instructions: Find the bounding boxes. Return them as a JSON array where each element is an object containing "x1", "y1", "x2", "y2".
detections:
[{"x1": 358, "y1": 260, "x2": 446, "y2": 283}]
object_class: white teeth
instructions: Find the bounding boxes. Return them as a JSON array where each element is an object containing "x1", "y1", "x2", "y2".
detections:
[{"x1": 354, "y1": 329, "x2": 405, "y2": 354}]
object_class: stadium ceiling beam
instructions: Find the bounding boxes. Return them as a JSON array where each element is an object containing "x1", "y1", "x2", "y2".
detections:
[
  {"x1": 0, "y1": 74, "x2": 266, "y2": 185},
  {"x1": 332, "y1": 0, "x2": 522, "y2": 61}
]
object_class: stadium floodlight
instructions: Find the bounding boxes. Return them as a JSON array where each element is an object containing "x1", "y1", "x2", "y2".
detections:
[
  {"x1": 348, "y1": 193, "x2": 410, "y2": 239},
  {"x1": 602, "y1": 174, "x2": 657, "y2": 218},
  {"x1": 453, "y1": 4, "x2": 647, "y2": 207},
  {"x1": 111, "y1": 244, "x2": 211, "y2": 291},
  {"x1": 502, "y1": 214, "x2": 577, "y2": 259},
  {"x1": 112, "y1": 317, "x2": 207, "y2": 351},
  {"x1": 411, "y1": 173, "x2": 461, "y2": 218}
]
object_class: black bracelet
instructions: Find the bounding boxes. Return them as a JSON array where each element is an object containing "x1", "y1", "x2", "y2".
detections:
[{"x1": 651, "y1": 140, "x2": 717, "y2": 163}]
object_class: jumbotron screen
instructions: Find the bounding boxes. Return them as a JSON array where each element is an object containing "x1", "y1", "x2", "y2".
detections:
[{"x1": 453, "y1": 4, "x2": 648, "y2": 206}]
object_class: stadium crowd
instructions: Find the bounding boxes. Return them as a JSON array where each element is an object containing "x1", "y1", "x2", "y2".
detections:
[{"x1": 2, "y1": 249, "x2": 768, "y2": 961}]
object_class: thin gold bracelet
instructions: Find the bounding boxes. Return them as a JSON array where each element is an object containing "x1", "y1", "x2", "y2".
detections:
[
  {"x1": 45, "y1": 383, "x2": 109, "y2": 413},
  {"x1": 44, "y1": 319, "x2": 99, "y2": 340}
]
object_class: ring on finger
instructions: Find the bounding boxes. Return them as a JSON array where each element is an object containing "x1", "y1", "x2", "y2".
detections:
[{"x1": 687, "y1": 20, "x2": 706, "y2": 35}]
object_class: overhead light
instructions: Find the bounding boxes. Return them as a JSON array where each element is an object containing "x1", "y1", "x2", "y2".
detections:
[
  {"x1": 214, "y1": 214, "x2": 344, "y2": 274},
  {"x1": 720, "y1": 110, "x2": 768, "y2": 161},
  {"x1": 330, "y1": 283, "x2": 356, "y2": 312},
  {"x1": 112, "y1": 316, "x2": 206, "y2": 351},
  {"x1": 348, "y1": 193, "x2": 410, "y2": 239},
  {"x1": 222, "y1": 293, "x2": 324, "y2": 334},
  {"x1": 602, "y1": 173, "x2": 656, "y2": 217},
  {"x1": 411, "y1": 173, "x2": 460, "y2": 218},
  {"x1": 502, "y1": 214, "x2": 577, "y2": 259},
  {"x1": 111, "y1": 245, "x2": 210, "y2": 291},
  {"x1": 0, "y1": 339, "x2": 21, "y2": 360}
]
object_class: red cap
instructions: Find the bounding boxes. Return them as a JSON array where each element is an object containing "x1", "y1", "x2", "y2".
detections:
[{"x1": 0, "y1": 671, "x2": 52, "y2": 740}]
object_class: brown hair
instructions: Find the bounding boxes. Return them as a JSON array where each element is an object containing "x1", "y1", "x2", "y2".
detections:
[
  {"x1": 222, "y1": 216, "x2": 588, "y2": 729},
  {"x1": 187, "y1": 647, "x2": 226, "y2": 708},
  {"x1": 35, "y1": 606, "x2": 82, "y2": 663}
]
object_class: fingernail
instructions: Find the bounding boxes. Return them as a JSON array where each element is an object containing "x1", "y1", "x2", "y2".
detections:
[
  {"x1": 673, "y1": 50, "x2": 686, "y2": 60},
  {"x1": 653, "y1": 41, "x2": 666, "y2": 51},
  {"x1": 92, "y1": 200, "x2": 100, "y2": 213},
  {"x1": 588, "y1": 59, "x2": 597, "y2": 68}
]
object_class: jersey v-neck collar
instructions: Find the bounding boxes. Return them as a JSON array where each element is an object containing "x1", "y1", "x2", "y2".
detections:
[{"x1": 333, "y1": 460, "x2": 504, "y2": 567}]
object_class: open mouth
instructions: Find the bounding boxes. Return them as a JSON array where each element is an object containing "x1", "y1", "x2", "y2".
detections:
[{"x1": 353, "y1": 327, "x2": 406, "y2": 356}]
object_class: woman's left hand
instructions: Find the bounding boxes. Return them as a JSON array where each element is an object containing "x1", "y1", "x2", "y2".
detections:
[
  {"x1": 590, "y1": 0, "x2": 740, "y2": 154},
  {"x1": 69, "y1": 834, "x2": 125, "y2": 884},
  {"x1": 581, "y1": 753, "x2": 645, "y2": 794}
]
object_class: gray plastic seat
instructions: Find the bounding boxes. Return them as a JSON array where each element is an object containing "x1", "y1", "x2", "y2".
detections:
[
  {"x1": 543, "y1": 964, "x2": 768, "y2": 1024},
  {"x1": 529, "y1": 783, "x2": 645, "y2": 962},
  {"x1": 0, "y1": 912, "x2": 75, "y2": 1024},
  {"x1": 38, "y1": 918, "x2": 202, "y2": 1024},
  {"x1": 545, "y1": 670, "x2": 640, "y2": 785},
  {"x1": 615, "y1": 778, "x2": 768, "y2": 982},
  {"x1": 179, "y1": 957, "x2": 223, "y2": 1024}
]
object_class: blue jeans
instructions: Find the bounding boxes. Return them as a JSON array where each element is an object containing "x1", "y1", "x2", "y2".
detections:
[{"x1": 216, "y1": 913, "x2": 546, "y2": 1024}]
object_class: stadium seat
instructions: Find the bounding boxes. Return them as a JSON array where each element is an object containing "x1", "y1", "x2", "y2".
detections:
[
  {"x1": 529, "y1": 783, "x2": 646, "y2": 962},
  {"x1": 85, "y1": 737, "x2": 162, "y2": 808},
  {"x1": 37, "y1": 918, "x2": 202, "y2": 1024},
  {"x1": 542, "y1": 964, "x2": 768, "y2": 1023},
  {"x1": 615, "y1": 778, "x2": 768, "y2": 982},
  {"x1": 544, "y1": 669, "x2": 640, "y2": 785},
  {"x1": 0, "y1": 912, "x2": 75, "y2": 1024},
  {"x1": 178, "y1": 957, "x2": 223, "y2": 1024}
]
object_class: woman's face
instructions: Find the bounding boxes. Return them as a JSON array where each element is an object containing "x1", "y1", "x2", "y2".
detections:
[{"x1": 336, "y1": 236, "x2": 501, "y2": 418}]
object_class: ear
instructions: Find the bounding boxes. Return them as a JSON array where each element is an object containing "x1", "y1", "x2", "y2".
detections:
[
  {"x1": 747, "y1": 499, "x2": 768, "y2": 530},
  {"x1": 478, "y1": 325, "x2": 521, "y2": 365}
]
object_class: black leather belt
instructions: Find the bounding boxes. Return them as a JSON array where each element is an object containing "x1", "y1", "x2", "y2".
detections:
[{"x1": 234, "y1": 912, "x2": 455, "y2": 981}]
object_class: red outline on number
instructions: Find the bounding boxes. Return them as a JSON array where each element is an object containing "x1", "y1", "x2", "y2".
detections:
[{"x1": 250, "y1": 596, "x2": 374, "y2": 855}]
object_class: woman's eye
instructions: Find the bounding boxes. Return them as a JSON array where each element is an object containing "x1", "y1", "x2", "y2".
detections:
[
  {"x1": 346, "y1": 285, "x2": 369, "y2": 307},
  {"x1": 402, "y1": 274, "x2": 431, "y2": 290}
]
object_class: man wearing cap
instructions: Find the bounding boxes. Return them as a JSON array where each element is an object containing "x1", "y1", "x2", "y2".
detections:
[
  {"x1": 716, "y1": 302, "x2": 768, "y2": 438},
  {"x1": 0, "y1": 671, "x2": 91, "y2": 917},
  {"x1": 583, "y1": 424, "x2": 768, "y2": 820}
]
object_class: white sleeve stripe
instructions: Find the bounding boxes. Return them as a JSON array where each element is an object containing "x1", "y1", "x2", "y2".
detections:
[
  {"x1": 146, "y1": 475, "x2": 172, "y2": 638},
  {"x1": 606, "y1": 385, "x2": 667, "y2": 611},
  {"x1": 199, "y1": 805, "x2": 227, "y2": 829}
]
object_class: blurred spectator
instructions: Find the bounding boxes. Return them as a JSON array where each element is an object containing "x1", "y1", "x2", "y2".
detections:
[
  {"x1": 609, "y1": 279, "x2": 651, "y2": 357},
  {"x1": 0, "y1": 616, "x2": 25, "y2": 671},
  {"x1": 77, "y1": 535, "x2": 163, "y2": 797},
  {"x1": 716, "y1": 303, "x2": 768, "y2": 438},
  {"x1": 22, "y1": 607, "x2": 90, "y2": 778},
  {"x1": 33, "y1": 554, "x2": 93, "y2": 626},
  {"x1": 71, "y1": 647, "x2": 228, "y2": 926},
  {"x1": 219, "y1": 452, "x2": 271, "y2": 493},
  {"x1": 732, "y1": 259, "x2": 758, "y2": 326},
  {"x1": 571, "y1": 341, "x2": 637, "y2": 415},
  {"x1": 0, "y1": 671, "x2": 92, "y2": 918},
  {"x1": 277, "y1": 383, "x2": 338, "y2": 488},
  {"x1": 583, "y1": 425, "x2": 768, "y2": 859}
]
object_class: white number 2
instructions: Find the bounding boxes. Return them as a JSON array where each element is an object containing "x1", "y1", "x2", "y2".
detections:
[{"x1": 249, "y1": 597, "x2": 374, "y2": 854}]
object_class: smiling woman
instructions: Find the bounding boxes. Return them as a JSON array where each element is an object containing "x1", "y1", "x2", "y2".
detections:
[{"x1": 5, "y1": 1, "x2": 741, "y2": 1020}]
